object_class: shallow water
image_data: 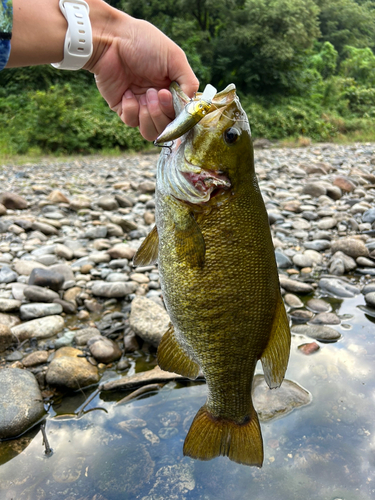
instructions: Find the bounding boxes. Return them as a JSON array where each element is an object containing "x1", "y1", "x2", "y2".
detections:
[{"x1": 1, "y1": 292, "x2": 375, "y2": 500}]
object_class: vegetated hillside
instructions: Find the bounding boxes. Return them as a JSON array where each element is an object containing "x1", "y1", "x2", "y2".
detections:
[{"x1": 1, "y1": 0, "x2": 374, "y2": 154}]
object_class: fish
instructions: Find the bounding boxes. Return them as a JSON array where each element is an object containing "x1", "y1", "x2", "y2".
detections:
[
  {"x1": 134, "y1": 82, "x2": 291, "y2": 467},
  {"x1": 154, "y1": 83, "x2": 217, "y2": 145}
]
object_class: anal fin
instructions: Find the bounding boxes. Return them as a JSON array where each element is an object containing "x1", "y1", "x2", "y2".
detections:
[
  {"x1": 183, "y1": 404, "x2": 263, "y2": 467},
  {"x1": 261, "y1": 293, "x2": 291, "y2": 389},
  {"x1": 133, "y1": 225, "x2": 159, "y2": 267},
  {"x1": 158, "y1": 324, "x2": 200, "y2": 380}
]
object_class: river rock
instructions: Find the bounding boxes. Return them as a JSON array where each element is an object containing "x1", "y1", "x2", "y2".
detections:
[
  {"x1": 253, "y1": 375, "x2": 311, "y2": 421},
  {"x1": 283, "y1": 293, "x2": 304, "y2": 308},
  {"x1": 293, "y1": 253, "x2": 313, "y2": 268},
  {"x1": 50, "y1": 264, "x2": 75, "y2": 282},
  {"x1": 364, "y1": 292, "x2": 375, "y2": 308},
  {"x1": 54, "y1": 244, "x2": 74, "y2": 260},
  {"x1": 70, "y1": 195, "x2": 92, "y2": 211},
  {"x1": 107, "y1": 244, "x2": 137, "y2": 260},
  {"x1": 319, "y1": 278, "x2": 360, "y2": 297},
  {"x1": 333, "y1": 176, "x2": 356, "y2": 193},
  {"x1": 0, "y1": 202, "x2": 6, "y2": 215},
  {"x1": 330, "y1": 238, "x2": 370, "y2": 259},
  {"x1": 0, "y1": 312, "x2": 21, "y2": 328},
  {"x1": 46, "y1": 346, "x2": 99, "y2": 390},
  {"x1": 74, "y1": 327, "x2": 102, "y2": 346},
  {"x1": 362, "y1": 208, "x2": 375, "y2": 224},
  {"x1": 303, "y1": 239, "x2": 331, "y2": 251},
  {"x1": 298, "y1": 342, "x2": 320, "y2": 355},
  {"x1": 302, "y1": 182, "x2": 326, "y2": 197},
  {"x1": 309, "y1": 312, "x2": 341, "y2": 325},
  {"x1": 91, "y1": 281, "x2": 137, "y2": 298},
  {"x1": 88, "y1": 336, "x2": 122, "y2": 363},
  {"x1": 306, "y1": 298, "x2": 331, "y2": 313},
  {"x1": 0, "y1": 192, "x2": 28, "y2": 209},
  {"x1": 0, "y1": 324, "x2": 15, "y2": 352},
  {"x1": 22, "y1": 350, "x2": 49, "y2": 367},
  {"x1": 13, "y1": 260, "x2": 47, "y2": 276},
  {"x1": 0, "y1": 299, "x2": 22, "y2": 312},
  {"x1": 19, "y1": 302, "x2": 63, "y2": 321},
  {"x1": 0, "y1": 368, "x2": 45, "y2": 439},
  {"x1": 275, "y1": 250, "x2": 293, "y2": 269},
  {"x1": 28, "y1": 268, "x2": 65, "y2": 291},
  {"x1": 279, "y1": 277, "x2": 314, "y2": 294},
  {"x1": 291, "y1": 324, "x2": 341, "y2": 342},
  {"x1": 129, "y1": 296, "x2": 170, "y2": 347},
  {"x1": 47, "y1": 189, "x2": 70, "y2": 204},
  {"x1": 98, "y1": 195, "x2": 119, "y2": 211},
  {"x1": 0, "y1": 265, "x2": 18, "y2": 284},
  {"x1": 24, "y1": 285, "x2": 60, "y2": 303},
  {"x1": 11, "y1": 315, "x2": 65, "y2": 341}
]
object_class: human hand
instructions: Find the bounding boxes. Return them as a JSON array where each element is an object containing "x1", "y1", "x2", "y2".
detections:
[{"x1": 86, "y1": 4, "x2": 199, "y2": 141}]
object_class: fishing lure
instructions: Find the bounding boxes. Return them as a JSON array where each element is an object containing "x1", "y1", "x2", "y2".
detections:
[{"x1": 154, "y1": 84, "x2": 217, "y2": 145}]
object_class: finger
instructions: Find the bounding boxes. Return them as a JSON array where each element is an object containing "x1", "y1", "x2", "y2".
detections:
[
  {"x1": 158, "y1": 89, "x2": 175, "y2": 120},
  {"x1": 146, "y1": 89, "x2": 175, "y2": 135},
  {"x1": 139, "y1": 93, "x2": 159, "y2": 141},
  {"x1": 120, "y1": 90, "x2": 140, "y2": 128},
  {"x1": 169, "y1": 49, "x2": 200, "y2": 98}
]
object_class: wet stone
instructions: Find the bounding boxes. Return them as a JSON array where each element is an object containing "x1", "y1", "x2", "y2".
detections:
[
  {"x1": 22, "y1": 350, "x2": 49, "y2": 367},
  {"x1": 306, "y1": 298, "x2": 331, "y2": 313},
  {"x1": 298, "y1": 342, "x2": 320, "y2": 355},
  {"x1": 129, "y1": 296, "x2": 170, "y2": 347},
  {"x1": 309, "y1": 312, "x2": 341, "y2": 325},
  {"x1": 364, "y1": 292, "x2": 375, "y2": 309},
  {"x1": 275, "y1": 250, "x2": 293, "y2": 269},
  {"x1": 291, "y1": 324, "x2": 341, "y2": 342},
  {"x1": 279, "y1": 277, "x2": 314, "y2": 295},
  {"x1": 283, "y1": 293, "x2": 304, "y2": 308},
  {"x1": 0, "y1": 191, "x2": 28, "y2": 210},
  {"x1": 319, "y1": 278, "x2": 360, "y2": 298},
  {"x1": 91, "y1": 281, "x2": 137, "y2": 298},
  {"x1": 253, "y1": 374, "x2": 311, "y2": 421},
  {"x1": 46, "y1": 346, "x2": 99, "y2": 390},
  {"x1": 88, "y1": 336, "x2": 122, "y2": 363},
  {"x1": 11, "y1": 315, "x2": 65, "y2": 341},
  {"x1": 0, "y1": 368, "x2": 45, "y2": 439},
  {"x1": 74, "y1": 327, "x2": 102, "y2": 345}
]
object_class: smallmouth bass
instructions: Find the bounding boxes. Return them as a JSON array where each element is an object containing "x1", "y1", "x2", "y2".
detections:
[{"x1": 134, "y1": 83, "x2": 291, "y2": 467}]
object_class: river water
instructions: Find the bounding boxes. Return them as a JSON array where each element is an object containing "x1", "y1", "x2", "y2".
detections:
[{"x1": 0, "y1": 290, "x2": 374, "y2": 500}]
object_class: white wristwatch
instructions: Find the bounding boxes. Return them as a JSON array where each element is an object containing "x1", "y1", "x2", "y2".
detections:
[{"x1": 52, "y1": 0, "x2": 93, "y2": 71}]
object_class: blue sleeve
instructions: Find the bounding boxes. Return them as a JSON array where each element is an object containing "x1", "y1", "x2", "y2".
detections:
[{"x1": 0, "y1": 0, "x2": 13, "y2": 71}]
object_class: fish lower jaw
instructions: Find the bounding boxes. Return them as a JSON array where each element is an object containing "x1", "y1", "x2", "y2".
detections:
[{"x1": 181, "y1": 170, "x2": 231, "y2": 200}]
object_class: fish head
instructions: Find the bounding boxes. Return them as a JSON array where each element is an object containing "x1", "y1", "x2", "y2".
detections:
[{"x1": 157, "y1": 83, "x2": 253, "y2": 206}]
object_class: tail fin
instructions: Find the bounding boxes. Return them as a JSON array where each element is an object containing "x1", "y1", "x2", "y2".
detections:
[{"x1": 183, "y1": 405, "x2": 263, "y2": 467}]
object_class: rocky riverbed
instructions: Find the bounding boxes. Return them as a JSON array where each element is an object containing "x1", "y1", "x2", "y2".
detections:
[{"x1": 0, "y1": 143, "x2": 375, "y2": 441}]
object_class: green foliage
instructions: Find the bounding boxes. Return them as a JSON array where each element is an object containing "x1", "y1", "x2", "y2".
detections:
[
  {"x1": 309, "y1": 42, "x2": 338, "y2": 78},
  {"x1": 340, "y1": 46, "x2": 375, "y2": 85},
  {"x1": 314, "y1": 0, "x2": 375, "y2": 55},
  {"x1": 1, "y1": 0, "x2": 374, "y2": 154},
  {"x1": 0, "y1": 85, "x2": 146, "y2": 155}
]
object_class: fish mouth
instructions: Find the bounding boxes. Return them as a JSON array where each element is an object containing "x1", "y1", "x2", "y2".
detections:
[{"x1": 181, "y1": 170, "x2": 231, "y2": 198}]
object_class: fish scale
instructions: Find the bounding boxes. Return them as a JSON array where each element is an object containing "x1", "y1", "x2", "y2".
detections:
[{"x1": 134, "y1": 82, "x2": 290, "y2": 466}]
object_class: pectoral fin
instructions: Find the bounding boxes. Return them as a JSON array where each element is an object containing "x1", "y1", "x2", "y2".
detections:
[
  {"x1": 158, "y1": 324, "x2": 200, "y2": 380},
  {"x1": 133, "y1": 225, "x2": 159, "y2": 267},
  {"x1": 261, "y1": 294, "x2": 291, "y2": 389},
  {"x1": 174, "y1": 213, "x2": 206, "y2": 268}
]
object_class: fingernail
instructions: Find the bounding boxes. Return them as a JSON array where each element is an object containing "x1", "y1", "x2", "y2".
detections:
[
  {"x1": 140, "y1": 94, "x2": 147, "y2": 106},
  {"x1": 159, "y1": 91, "x2": 172, "y2": 107},
  {"x1": 125, "y1": 90, "x2": 134, "y2": 99},
  {"x1": 146, "y1": 88, "x2": 158, "y2": 104}
]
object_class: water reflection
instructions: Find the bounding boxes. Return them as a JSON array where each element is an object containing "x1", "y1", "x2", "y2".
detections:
[{"x1": 0, "y1": 294, "x2": 375, "y2": 499}]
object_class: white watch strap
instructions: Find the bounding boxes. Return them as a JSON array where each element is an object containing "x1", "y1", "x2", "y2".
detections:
[{"x1": 52, "y1": 0, "x2": 93, "y2": 71}]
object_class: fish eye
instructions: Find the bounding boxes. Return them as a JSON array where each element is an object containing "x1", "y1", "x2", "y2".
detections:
[{"x1": 223, "y1": 127, "x2": 240, "y2": 145}]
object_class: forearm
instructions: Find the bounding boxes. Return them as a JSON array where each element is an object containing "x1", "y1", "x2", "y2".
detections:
[{"x1": 6, "y1": 0, "x2": 121, "y2": 68}]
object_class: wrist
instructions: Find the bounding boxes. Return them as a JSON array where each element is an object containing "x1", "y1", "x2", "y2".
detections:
[{"x1": 83, "y1": 0, "x2": 126, "y2": 73}]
